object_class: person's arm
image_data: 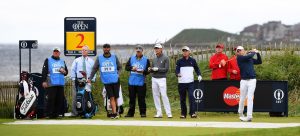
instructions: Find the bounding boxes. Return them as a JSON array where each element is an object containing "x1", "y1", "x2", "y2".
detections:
[
  {"x1": 125, "y1": 57, "x2": 132, "y2": 71},
  {"x1": 158, "y1": 56, "x2": 169, "y2": 73},
  {"x1": 63, "y1": 61, "x2": 68, "y2": 76},
  {"x1": 238, "y1": 52, "x2": 256, "y2": 62},
  {"x1": 71, "y1": 59, "x2": 77, "y2": 80},
  {"x1": 41, "y1": 58, "x2": 49, "y2": 82},
  {"x1": 253, "y1": 53, "x2": 262, "y2": 64},
  {"x1": 143, "y1": 59, "x2": 151, "y2": 75},
  {"x1": 116, "y1": 56, "x2": 122, "y2": 73},
  {"x1": 89, "y1": 57, "x2": 99, "y2": 80},
  {"x1": 209, "y1": 56, "x2": 219, "y2": 69},
  {"x1": 175, "y1": 59, "x2": 180, "y2": 76},
  {"x1": 227, "y1": 61, "x2": 234, "y2": 74},
  {"x1": 193, "y1": 59, "x2": 201, "y2": 76}
]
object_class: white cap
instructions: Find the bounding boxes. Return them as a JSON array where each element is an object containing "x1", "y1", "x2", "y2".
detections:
[
  {"x1": 236, "y1": 46, "x2": 244, "y2": 51},
  {"x1": 53, "y1": 47, "x2": 61, "y2": 52},
  {"x1": 182, "y1": 46, "x2": 190, "y2": 51},
  {"x1": 154, "y1": 43, "x2": 163, "y2": 49}
]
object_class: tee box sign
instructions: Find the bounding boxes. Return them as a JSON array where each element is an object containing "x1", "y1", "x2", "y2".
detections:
[{"x1": 64, "y1": 17, "x2": 96, "y2": 56}]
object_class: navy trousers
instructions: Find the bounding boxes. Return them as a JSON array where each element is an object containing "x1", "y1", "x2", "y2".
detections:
[{"x1": 178, "y1": 83, "x2": 196, "y2": 116}]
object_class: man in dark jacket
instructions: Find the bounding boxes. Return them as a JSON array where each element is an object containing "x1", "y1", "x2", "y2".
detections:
[
  {"x1": 175, "y1": 46, "x2": 202, "y2": 118},
  {"x1": 236, "y1": 46, "x2": 262, "y2": 122},
  {"x1": 42, "y1": 47, "x2": 68, "y2": 119},
  {"x1": 124, "y1": 45, "x2": 150, "y2": 118}
]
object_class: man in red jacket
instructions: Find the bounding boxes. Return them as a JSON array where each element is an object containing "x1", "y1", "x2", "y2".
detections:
[
  {"x1": 209, "y1": 43, "x2": 228, "y2": 80},
  {"x1": 227, "y1": 48, "x2": 241, "y2": 80}
]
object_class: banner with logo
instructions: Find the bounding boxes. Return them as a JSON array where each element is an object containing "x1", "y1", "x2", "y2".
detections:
[{"x1": 194, "y1": 80, "x2": 288, "y2": 116}]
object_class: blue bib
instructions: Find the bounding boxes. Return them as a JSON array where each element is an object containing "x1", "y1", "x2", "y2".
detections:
[
  {"x1": 99, "y1": 54, "x2": 119, "y2": 84},
  {"x1": 129, "y1": 55, "x2": 147, "y2": 86},
  {"x1": 48, "y1": 57, "x2": 65, "y2": 86}
]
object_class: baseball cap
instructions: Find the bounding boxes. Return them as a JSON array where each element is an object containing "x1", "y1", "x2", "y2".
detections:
[
  {"x1": 182, "y1": 46, "x2": 190, "y2": 51},
  {"x1": 103, "y1": 43, "x2": 111, "y2": 48},
  {"x1": 53, "y1": 47, "x2": 61, "y2": 52},
  {"x1": 135, "y1": 45, "x2": 143, "y2": 52},
  {"x1": 154, "y1": 43, "x2": 163, "y2": 49},
  {"x1": 216, "y1": 43, "x2": 224, "y2": 49},
  {"x1": 236, "y1": 46, "x2": 244, "y2": 50}
]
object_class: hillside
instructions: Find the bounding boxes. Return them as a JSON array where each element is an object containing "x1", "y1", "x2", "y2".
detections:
[{"x1": 166, "y1": 29, "x2": 237, "y2": 44}]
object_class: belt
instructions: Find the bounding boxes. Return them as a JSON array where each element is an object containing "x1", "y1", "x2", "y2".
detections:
[{"x1": 241, "y1": 78, "x2": 256, "y2": 80}]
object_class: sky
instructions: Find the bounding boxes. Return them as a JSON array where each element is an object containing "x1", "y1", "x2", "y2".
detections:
[{"x1": 0, "y1": 0, "x2": 299, "y2": 44}]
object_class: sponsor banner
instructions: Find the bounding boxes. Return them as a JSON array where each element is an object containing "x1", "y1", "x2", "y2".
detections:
[{"x1": 195, "y1": 80, "x2": 288, "y2": 116}]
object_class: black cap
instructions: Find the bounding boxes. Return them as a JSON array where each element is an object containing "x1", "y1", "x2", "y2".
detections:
[{"x1": 103, "y1": 43, "x2": 111, "y2": 48}]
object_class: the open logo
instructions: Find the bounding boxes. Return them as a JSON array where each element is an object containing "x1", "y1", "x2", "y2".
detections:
[
  {"x1": 274, "y1": 89, "x2": 284, "y2": 103},
  {"x1": 193, "y1": 89, "x2": 203, "y2": 100}
]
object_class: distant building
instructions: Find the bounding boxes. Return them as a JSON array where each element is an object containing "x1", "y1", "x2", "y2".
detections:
[
  {"x1": 240, "y1": 24, "x2": 262, "y2": 42},
  {"x1": 240, "y1": 21, "x2": 300, "y2": 43},
  {"x1": 262, "y1": 21, "x2": 290, "y2": 41}
]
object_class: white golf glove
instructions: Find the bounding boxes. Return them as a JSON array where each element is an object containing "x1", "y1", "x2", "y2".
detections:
[
  {"x1": 198, "y1": 75, "x2": 202, "y2": 82},
  {"x1": 152, "y1": 67, "x2": 159, "y2": 71}
]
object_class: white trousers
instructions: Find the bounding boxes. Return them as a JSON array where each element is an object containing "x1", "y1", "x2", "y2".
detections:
[
  {"x1": 152, "y1": 77, "x2": 172, "y2": 116},
  {"x1": 238, "y1": 79, "x2": 256, "y2": 118}
]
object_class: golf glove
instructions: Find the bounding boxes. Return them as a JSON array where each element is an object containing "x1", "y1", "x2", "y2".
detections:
[
  {"x1": 152, "y1": 67, "x2": 159, "y2": 71},
  {"x1": 198, "y1": 75, "x2": 202, "y2": 82}
]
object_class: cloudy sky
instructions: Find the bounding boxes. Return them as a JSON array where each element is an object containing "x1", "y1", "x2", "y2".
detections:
[{"x1": 0, "y1": 0, "x2": 299, "y2": 44}]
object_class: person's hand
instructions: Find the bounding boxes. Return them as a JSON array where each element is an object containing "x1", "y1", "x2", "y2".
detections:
[
  {"x1": 152, "y1": 67, "x2": 159, "y2": 71},
  {"x1": 132, "y1": 66, "x2": 137, "y2": 71},
  {"x1": 136, "y1": 69, "x2": 144, "y2": 73},
  {"x1": 59, "y1": 67, "x2": 66, "y2": 74},
  {"x1": 232, "y1": 70, "x2": 238, "y2": 74},
  {"x1": 198, "y1": 75, "x2": 202, "y2": 82},
  {"x1": 253, "y1": 49, "x2": 259, "y2": 53},
  {"x1": 148, "y1": 67, "x2": 152, "y2": 72},
  {"x1": 220, "y1": 59, "x2": 226, "y2": 67},
  {"x1": 177, "y1": 73, "x2": 182, "y2": 77},
  {"x1": 42, "y1": 82, "x2": 48, "y2": 88},
  {"x1": 87, "y1": 79, "x2": 91, "y2": 83}
]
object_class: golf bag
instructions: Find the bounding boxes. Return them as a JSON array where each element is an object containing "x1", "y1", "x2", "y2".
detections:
[
  {"x1": 102, "y1": 85, "x2": 124, "y2": 117},
  {"x1": 75, "y1": 79, "x2": 98, "y2": 118},
  {"x1": 15, "y1": 71, "x2": 39, "y2": 119}
]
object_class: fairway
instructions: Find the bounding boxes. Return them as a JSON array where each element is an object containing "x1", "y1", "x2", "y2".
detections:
[
  {"x1": 1, "y1": 116, "x2": 300, "y2": 136},
  {"x1": 1, "y1": 121, "x2": 300, "y2": 136},
  {"x1": 5, "y1": 119, "x2": 300, "y2": 128}
]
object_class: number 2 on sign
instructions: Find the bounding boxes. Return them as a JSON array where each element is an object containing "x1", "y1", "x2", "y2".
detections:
[{"x1": 76, "y1": 34, "x2": 84, "y2": 48}]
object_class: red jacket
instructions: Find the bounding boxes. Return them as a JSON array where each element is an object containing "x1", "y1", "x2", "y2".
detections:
[
  {"x1": 227, "y1": 55, "x2": 241, "y2": 80},
  {"x1": 209, "y1": 53, "x2": 228, "y2": 80}
]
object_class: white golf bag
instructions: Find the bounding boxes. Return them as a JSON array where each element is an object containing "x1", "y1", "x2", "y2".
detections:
[{"x1": 102, "y1": 85, "x2": 124, "y2": 117}]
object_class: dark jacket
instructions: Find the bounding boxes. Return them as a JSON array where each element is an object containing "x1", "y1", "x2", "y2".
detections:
[
  {"x1": 175, "y1": 56, "x2": 201, "y2": 76},
  {"x1": 237, "y1": 52, "x2": 262, "y2": 80}
]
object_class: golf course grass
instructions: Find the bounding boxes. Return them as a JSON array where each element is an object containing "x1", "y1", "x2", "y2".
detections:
[
  {"x1": 1, "y1": 112, "x2": 300, "y2": 136},
  {"x1": 0, "y1": 123, "x2": 299, "y2": 136}
]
